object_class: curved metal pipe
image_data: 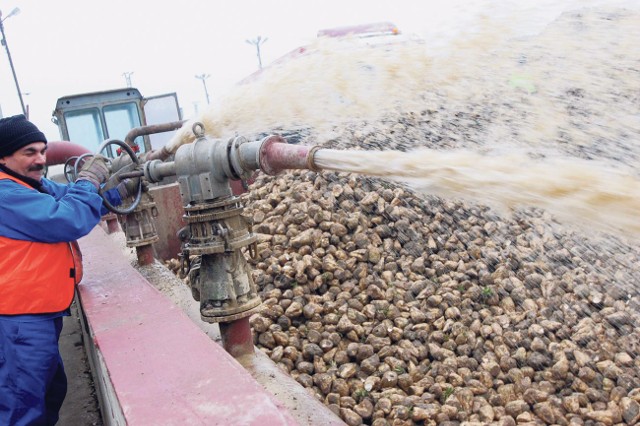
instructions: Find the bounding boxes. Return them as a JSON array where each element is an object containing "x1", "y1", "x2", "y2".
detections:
[
  {"x1": 45, "y1": 141, "x2": 91, "y2": 166},
  {"x1": 125, "y1": 121, "x2": 186, "y2": 162},
  {"x1": 144, "y1": 146, "x2": 174, "y2": 162}
]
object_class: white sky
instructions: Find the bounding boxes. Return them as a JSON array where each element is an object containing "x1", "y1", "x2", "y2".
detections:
[{"x1": 0, "y1": 0, "x2": 623, "y2": 140}]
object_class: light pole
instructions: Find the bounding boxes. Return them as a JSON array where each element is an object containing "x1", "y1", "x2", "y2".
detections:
[
  {"x1": 195, "y1": 74, "x2": 210, "y2": 105},
  {"x1": 246, "y1": 36, "x2": 268, "y2": 69},
  {"x1": 122, "y1": 71, "x2": 134, "y2": 88},
  {"x1": 0, "y1": 7, "x2": 26, "y2": 116}
]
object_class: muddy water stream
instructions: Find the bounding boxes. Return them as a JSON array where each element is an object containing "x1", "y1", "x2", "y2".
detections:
[{"x1": 314, "y1": 148, "x2": 640, "y2": 238}]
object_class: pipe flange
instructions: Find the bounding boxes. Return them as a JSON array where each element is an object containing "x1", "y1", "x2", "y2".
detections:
[
  {"x1": 227, "y1": 234, "x2": 257, "y2": 250},
  {"x1": 200, "y1": 299, "x2": 263, "y2": 324},
  {"x1": 186, "y1": 244, "x2": 226, "y2": 255},
  {"x1": 258, "y1": 135, "x2": 287, "y2": 176},
  {"x1": 144, "y1": 160, "x2": 163, "y2": 183},
  {"x1": 229, "y1": 136, "x2": 250, "y2": 180},
  {"x1": 125, "y1": 236, "x2": 160, "y2": 247},
  {"x1": 183, "y1": 196, "x2": 242, "y2": 212},
  {"x1": 307, "y1": 146, "x2": 322, "y2": 172},
  {"x1": 182, "y1": 207, "x2": 244, "y2": 223}
]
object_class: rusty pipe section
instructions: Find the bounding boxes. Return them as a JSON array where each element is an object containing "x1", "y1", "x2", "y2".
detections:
[
  {"x1": 45, "y1": 141, "x2": 91, "y2": 166},
  {"x1": 143, "y1": 145, "x2": 173, "y2": 162},
  {"x1": 125, "y1": 121, "x2": 186, "y2": 162},
  {"x1": 235, "y1": 135, "x2": 321, "y2": 176},
  {"x1": 124, "y1": 121, "x2": 186, "y2": 147}
]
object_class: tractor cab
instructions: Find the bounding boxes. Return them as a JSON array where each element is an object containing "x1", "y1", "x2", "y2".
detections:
[{"x1": 51, "y1": 88, "x2": 182, "y2": 158}]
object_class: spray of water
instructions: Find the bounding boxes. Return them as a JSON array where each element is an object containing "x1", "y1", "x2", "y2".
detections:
[
  {"x1": 315, "y1": 148, "x2": 640, "y2": 238},
  {"x1": 165, "y1": 34, "x2": 434, "y2": 152}
]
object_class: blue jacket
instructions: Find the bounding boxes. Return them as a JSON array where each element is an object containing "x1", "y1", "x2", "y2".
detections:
[{"x1": 0, "y1": 178, "x2": 120, "y2": 243}]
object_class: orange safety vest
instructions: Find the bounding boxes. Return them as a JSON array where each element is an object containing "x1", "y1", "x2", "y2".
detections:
[{"x1": 0, "y1": 172, "x2": 83, "y2": 315}]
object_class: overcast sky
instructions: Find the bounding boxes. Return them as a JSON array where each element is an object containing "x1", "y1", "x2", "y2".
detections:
[{"x1": 0, "y1": 0, "x2": 625, "y2": 140}]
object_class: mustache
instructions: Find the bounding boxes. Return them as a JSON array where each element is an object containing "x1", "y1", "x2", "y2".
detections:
[{"x1": 28, "y1": 165, "x2": 45, "y2": 172}]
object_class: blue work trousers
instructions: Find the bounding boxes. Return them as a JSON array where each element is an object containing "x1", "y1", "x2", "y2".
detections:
[{"x1": 0, "y1": 316, "x2": 67, "y2": 426}]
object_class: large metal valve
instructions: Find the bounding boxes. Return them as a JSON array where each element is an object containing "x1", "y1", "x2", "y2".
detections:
[
  {"x1": 70, "y1": 139, "x2": 145, "y2": 215},
  {"x1": 173, "y1": 124, "x2": 262, "y2": 323},
  {"x1": 96, "y1": 139, "x2": 144, "y2": 215},
  {"x1": 147, "y1": 123, "x2": 322, "y2": 323}
]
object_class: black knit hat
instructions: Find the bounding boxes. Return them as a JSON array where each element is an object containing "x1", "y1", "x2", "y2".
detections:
[{"x1": 0, "y1": 114, "x2": 48, "y2": 158}]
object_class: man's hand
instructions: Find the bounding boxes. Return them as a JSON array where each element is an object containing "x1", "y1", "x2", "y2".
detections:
[
  {"x1": 115, "y1": 178, "x2": 142, "y2": 200},
  {"x1": 76, "y1": 155, "x2": 110, "y2": 190}
]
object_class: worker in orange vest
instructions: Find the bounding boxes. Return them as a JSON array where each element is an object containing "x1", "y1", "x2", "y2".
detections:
[{"x1": 0, "y1": 114, "x2": 134, "y2": 425}]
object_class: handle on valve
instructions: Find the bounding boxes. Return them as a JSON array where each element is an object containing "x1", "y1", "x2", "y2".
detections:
[{"x1": 95, "y1": 139, "x2": 144, "y2": 215}]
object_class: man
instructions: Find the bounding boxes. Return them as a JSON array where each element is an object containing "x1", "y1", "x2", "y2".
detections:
[{"x1": 0, "y1": 114, "x2": 133, "y2": 425}]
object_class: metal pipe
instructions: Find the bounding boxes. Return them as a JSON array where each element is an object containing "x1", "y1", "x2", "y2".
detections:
[
  {"x1": 233, "y1": 135, "x2": 321, "y2": 176},
  {"x1": 145, "y1": 160, "x2": 177, "y2": 183},
  {"x1": 136, "y1": 244, "x2": 155, "y2": 266},
  {"x1": 104, "y1": 214, "x2": 120, "y2": 234},
  {"x1": 219, "y1": 317, "x2": 255, "y2": 358},
  {"x1": 125, "y1": 121, "x2": 186, "y2": 160},
  {"x1": 117, "y1": 170, "x2": 146, "y2": 180},
  {"x1": 144, "y1": 146, "x2": 173, "y2": 162},
  {"x1": 45, "y1": 141, "x2": 91, "y2": 166},
  {"x1": 258, "y1": 140, "x2": 321, "y2": 175}
]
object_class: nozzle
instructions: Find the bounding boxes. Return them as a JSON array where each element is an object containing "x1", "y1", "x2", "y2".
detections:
[{"x1": 233, "y1": 135, "x2": 321, "y2": 176}]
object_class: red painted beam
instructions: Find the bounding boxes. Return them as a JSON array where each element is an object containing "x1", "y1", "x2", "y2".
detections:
[{"x1": 76, "y1": 227, "x2": 298, "y2": 425}]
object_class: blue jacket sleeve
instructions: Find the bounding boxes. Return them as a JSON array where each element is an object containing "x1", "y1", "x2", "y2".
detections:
[
  {"x1": 0, "y1": 179, "x2": 108, "y2": 242},
  {"x1": 43, "y1": 178, "x2": 124, "y2": 216},
  {"x1": 101, "y1": 187, "x2": 123, "y2": 215},
  {"x1": 41, "y1": 178, "x2": 74, "y2": 200}
]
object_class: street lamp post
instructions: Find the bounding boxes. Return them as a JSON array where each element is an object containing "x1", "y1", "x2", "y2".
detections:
[
  {"x1": 246, "y1": 36, "x2": 268, "y2": 69},
  {"x1": 122, "y1": 71, "x2": 134, "y2": 88},
  {"x1": 0, "y1": 7, "x2": 26, "y2": 116},
  {"x1": 195, "y1": 74, "x2": 210, "y2": 105}
]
